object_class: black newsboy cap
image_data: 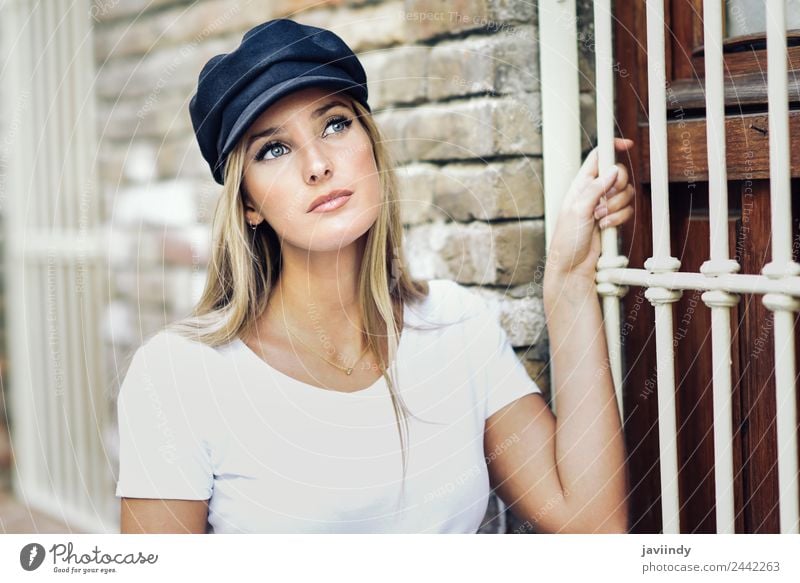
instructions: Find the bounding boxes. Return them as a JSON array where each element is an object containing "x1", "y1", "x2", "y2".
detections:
[{"x1": 189, "y1": 18, "x2": 371, "y2": 185}]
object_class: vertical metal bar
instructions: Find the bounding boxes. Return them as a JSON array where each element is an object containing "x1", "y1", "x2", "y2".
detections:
[
  {"x1": 763, "y1": 0, "x2": 800, "y2": 535},
  {"x1": 538, "y1": 0, "x2": 582, "y2": 416},
  {"x1": 699, "y1": 0, "x2": 741, "y2": 534},
  {"x1": 593, "y1": 0, "x2": 628, "y2": 420},
  {"x1": 644, "y1": 0, "x2": 683, "y2": 534},
  {"x1": 701, "y1": 291, "x2": 738, "y2": 532},
  {"x1": 538, "y1": 0, "x2": 581, "y2": 251}
]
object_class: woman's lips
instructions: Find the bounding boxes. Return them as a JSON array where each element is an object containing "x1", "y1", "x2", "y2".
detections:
[{"x1": 308, "y1": 192, "x2": 353, "y2": 213}]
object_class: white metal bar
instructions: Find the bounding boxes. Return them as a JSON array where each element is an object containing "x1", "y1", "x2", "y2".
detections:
[
  {"x1": 593, "y1": 0, "x2": 629, "y2": 421},
  {"x1": 645, "y1": 0, "x2": 676, "y2": 265},
  {"x1": 538, "y1": 0, "x2": 581, "y2": 252},
  {"x1": 702, "y1": 290, "x2": 738, "y2": 533},
  {"x1": 700, "y1": 0, "x2": 740, "y2": 535},
  {"x1": 764, "y1": 1, "x2": 798, "y2": 278},
  {"x1": 763, "y1": 297, "x2": 800, "y2": 534},
  {"x1": 763, "y1": 0, "x2": 800, "y2": 535},
  {"x1": 645, "y1": 0, "x2": 683, "y2": 534},
  {"x1": 538, "y1": 0, "x2": 582, "y2": 416},
  {"x1": 700, "y1": 0, "x2": 738, "y2": 276}
]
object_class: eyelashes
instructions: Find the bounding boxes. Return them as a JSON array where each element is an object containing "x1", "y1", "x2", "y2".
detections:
[{"x1": 253, "y1": 114, "x2": 354, "y2": 162}]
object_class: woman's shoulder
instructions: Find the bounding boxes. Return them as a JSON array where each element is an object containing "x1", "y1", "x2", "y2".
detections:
[
  {"x1": 136, "y1": 328, "x2": 224, "y2": 359},
  {"x1": 407, "y1": 278, "x2": 487, "y2": 327},
  {"x1": 125, "y1": 327, "x2": 230, "y2": 383}
]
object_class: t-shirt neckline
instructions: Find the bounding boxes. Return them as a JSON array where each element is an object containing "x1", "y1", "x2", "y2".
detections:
[{"x1": 232, "y1": 302, "x2": 410, "y2": 397}]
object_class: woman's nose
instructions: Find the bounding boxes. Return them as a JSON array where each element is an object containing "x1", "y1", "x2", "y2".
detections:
[{"x1": 303, "y1": 141, "x2": 333, "y2": 184}]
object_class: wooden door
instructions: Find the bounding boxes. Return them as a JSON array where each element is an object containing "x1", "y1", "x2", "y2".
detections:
[{"x1": 612, "y1": 0, "x2": 800, "y2": 533}]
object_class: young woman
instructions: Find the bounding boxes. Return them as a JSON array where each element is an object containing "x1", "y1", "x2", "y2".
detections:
[{"x1": 115, "y1": 18, "x2": 635, "y2": 534}]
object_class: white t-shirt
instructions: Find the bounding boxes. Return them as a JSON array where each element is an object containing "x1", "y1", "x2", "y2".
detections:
[{"x1": 115, "y1": 278, "x2": 542, "y2": 533}]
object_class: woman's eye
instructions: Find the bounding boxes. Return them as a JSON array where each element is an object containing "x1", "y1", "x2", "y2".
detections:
[
  {"x1": 254, "y1": 142, "x2": 288, "y2": 162},
  {"x1": 323, "y1": 115, "x2": 352, "y2": 137}
]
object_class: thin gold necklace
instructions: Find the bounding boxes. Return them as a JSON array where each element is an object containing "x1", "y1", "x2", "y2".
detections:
[{"x1": 286, "y1": 328, "x2": 371, "y2": 376}]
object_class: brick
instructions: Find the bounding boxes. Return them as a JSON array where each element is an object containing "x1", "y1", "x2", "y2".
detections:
[
  {"x1": 298, "y1": 1, "x2": 407, "y2": 52},
  {"x1": 402, "y1": 0, "x2": 492, "y2": 42},
  {"x1": 96, "y1": 36, "x2": 238, "y2": 101},
  {"x1": 98, "y1": 90, "x2": 193, "y2": 142},
  {"x1": 427, "y1": 25, "x2": 538, "y2": 101},
  {"x1": 89, "y1": 0, "x2": 183, "y2": 24},
  {"x1": 491, "y1": 0, "x2": 537, "y2": 25},
  {"x1": 403, "y1": 0, "x2": 535, "y2": 42},
  {"x1": 433, "y1": 158, "x2": 543, "y2": 221},
  {"x1": 376, "y1": 96, "x2": 541, "y2": 164},
  {"x1": 404, "y1": 219, "x2": 543, "y2": 285},
  {"x1": 493, "y1": 220, "x2": 543, "y2": 285},
  {"x1": 361, "y1": 45, "x2": 430, "y2": 109},
  {"x1": 395, "y1": 163, "x2": 437, "y2": 226},
  {"x1": 94, "y1": 0, "x2": 264, "y2": 61},
  {"x1": 474, "y1": 287, "x2": 546, "y2": 347}
]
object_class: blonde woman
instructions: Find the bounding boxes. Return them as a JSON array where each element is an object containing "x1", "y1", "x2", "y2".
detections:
[{"x1": 115, "y1": 18, "x2": 635, "y2": 534}]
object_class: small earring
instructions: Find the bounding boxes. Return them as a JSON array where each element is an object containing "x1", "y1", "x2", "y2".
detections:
[{"x1": 249, "y1": 222, "x2": 258, "y2": 230}]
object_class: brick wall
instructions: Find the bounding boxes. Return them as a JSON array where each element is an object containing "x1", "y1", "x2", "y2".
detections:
[{"x1": 94, "y1": 0, "x2": 560, "y2": 533}]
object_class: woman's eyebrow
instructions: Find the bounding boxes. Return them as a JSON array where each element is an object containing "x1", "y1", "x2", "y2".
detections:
[{"x1": 246, "y1": 99, "x2": 349, "y2": 150}]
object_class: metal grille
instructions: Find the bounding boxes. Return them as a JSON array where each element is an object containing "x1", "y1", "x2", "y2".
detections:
[{"x1": 540, "y1": 0, "x2": 799, "y2": 534}]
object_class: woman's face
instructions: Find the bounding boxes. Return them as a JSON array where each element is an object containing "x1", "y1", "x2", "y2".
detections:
[{"x1": 240, "y1": 86, "x2": 381, "y2": 253}]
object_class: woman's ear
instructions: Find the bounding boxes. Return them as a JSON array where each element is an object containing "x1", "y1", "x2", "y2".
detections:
[{"x1": 241, "y1": 188, "x2": 264, "y2": 226}]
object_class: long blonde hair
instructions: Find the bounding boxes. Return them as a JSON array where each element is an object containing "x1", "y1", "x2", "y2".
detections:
[{"x1": 168, "y1": 95, "x2": 435, "y2": 491}]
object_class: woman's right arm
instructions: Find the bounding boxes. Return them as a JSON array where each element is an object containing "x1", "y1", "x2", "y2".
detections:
[
  {"x1": 120, "y1": 498, "x2": 210, "y2": 533},
  {"x1": 116, "y1": 334, "x2": 216, "y2": 534}
]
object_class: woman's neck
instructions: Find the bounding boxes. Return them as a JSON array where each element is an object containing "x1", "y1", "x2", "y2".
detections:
[{"x1": 262, "y1": 239, "x2": 366, "y2": 348}]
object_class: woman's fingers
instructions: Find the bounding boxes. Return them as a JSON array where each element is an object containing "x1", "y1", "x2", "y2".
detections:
[
  {"x1": 586, "y1": 165, "x2": 620, "y2": 211},
  {"x1": 614, "y1": 137, "x2": 634, "y2": 151},
  {"x1": 595, "y1": 183, "x2": 634, "y2": 218},
  {"x1": 598, "y1": 204, "x2": 634, "y2": 229},
  {"x1": 579, "y1": 139, "x2": 634, "y2": 179},
  {"x1": 578, "y1": 146, "x2": 600, "y2": 179},
  {"x1": 612, "y1": 162, "x2": 629, "y2": 193}
]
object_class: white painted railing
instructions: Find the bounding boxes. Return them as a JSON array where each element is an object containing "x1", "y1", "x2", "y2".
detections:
[
  {"x1": 1, "y1": 0, "x2": 114, "y2": 532},
  {"x1": 540, "y1": 1, "x2": 799, "y2": 534}
]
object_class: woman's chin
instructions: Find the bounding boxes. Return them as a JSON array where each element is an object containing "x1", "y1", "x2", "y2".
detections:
[{"x1": 282, "y1": 225, "x2": 373, "y2": 254}]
